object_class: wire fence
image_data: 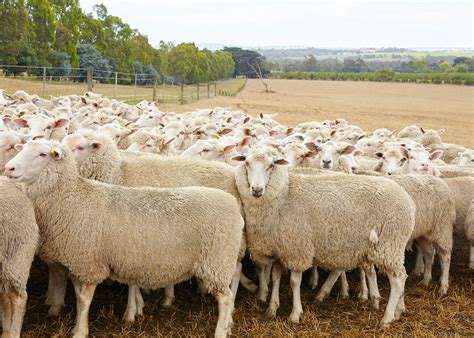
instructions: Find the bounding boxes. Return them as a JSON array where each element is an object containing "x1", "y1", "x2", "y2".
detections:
[{"x1": 0, "y1": 65, "x2": 247, "y2": 104}]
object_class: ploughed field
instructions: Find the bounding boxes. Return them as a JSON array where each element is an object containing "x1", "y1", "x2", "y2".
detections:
[{"x1": 20, "y1": 79, "x2": 473, "y2": 336}]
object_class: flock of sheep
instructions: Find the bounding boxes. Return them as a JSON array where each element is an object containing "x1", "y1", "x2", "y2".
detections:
[{"x1": 0, "y1": 89, "x2": 473, "y2": 337}]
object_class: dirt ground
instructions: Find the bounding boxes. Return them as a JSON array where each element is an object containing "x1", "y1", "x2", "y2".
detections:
[
  {"x1": 20, "y1": 79, "x2": 474, "y2": 336},
  {"x1": 161, "y1": 79, "x2": 474, "y2": 148}
]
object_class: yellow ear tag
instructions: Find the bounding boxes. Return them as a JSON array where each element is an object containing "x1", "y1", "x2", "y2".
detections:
[{"x1": 211, "y1": 134, "x2": 220, "y2": 139}]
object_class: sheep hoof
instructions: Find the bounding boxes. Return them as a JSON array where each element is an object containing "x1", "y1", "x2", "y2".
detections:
[
  {"x1": 161, "y1": 299, "x2": 174, "y2": 308},
  {"x1": 310, "y1": 284, "x2": 318, "y2": 290},
  {"x1": 122, "y1": 312, "x2": 135, "y2": 323},
  {"x1": 469, "y1": 261, "x2": 474, "y2": 270},
  {"x1": 315, "y1": 294, "x2": 326, "y2": 302},
  {"x1": 379, "y1": 321, "x2": 391, "y2": 329},
  {"x1": 439, "y1": 285, "x2": 448, "y2": 296},
  {"x1": 371, "y1": 297, "x2": 381, "y2": 310},
  {"x1": 421, "y1": 278, "x2": 431, "y2": 286},
  {"x1": 264, "y1": 306, "x2": 278, "y2": 318},
  {"x1": 289, "y1": 312, "x2": 301, "y2": 323},
  {"x1": 257, "y1": 291, "x2": 268, "y2": 303},
  {"x1": 341, "y1": 293, "x2": 349, "y2": 300},
  {"x1": 358, "y1": 293, "x2": 368, "y2": 302},
  {"x1": 48, "y1": 304, "x2": 63, "y2": 317}
]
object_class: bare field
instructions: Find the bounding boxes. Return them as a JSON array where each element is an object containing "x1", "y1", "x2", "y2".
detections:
[{"x1": 161, "y1": 79, "x2": 474, "y2": 148}]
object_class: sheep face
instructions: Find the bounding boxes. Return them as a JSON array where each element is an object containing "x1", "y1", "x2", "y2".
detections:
[
  {"x1": 280, "y1": 143, "x2": 316, "y2": 169},
  {"x1": 14, "y1": 115, "x2": 68, "y2": 140},
  {"x1": 62, "y1": 133, "x2": 101, "y2": 166},
  {"x1": 0, "y1": 132, "x2": 22, "y2": 169},
  {"x1": 374, "y1": 147, "x2": 408, "y2": 175},
  {"x1": 406, "y1": 148, "x2": 443, "y2": 175},
  {"x1": 305, "y1": 141, "x2": 355, "y2": 170},
  {"x1": 456, "y1": 150, "x2": 474, "y2": 166},
  {"x1": 4, "y1": 141, "x2": 63, "y2": 183},
  {"x1": 233, "y1": 149, "x2": 288, "y2": 198}
]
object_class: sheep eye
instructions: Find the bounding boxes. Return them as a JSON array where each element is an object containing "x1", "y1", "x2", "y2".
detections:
[
  {"x1": 382, "y1": 156, "x2": 386, "y2": 160},
  {"x1": 149, "y1": 116, "x2": 153, "y2": 119},
  {"x1": 46, "y1": 126, "x2": 52, "y2": 130},
  {"x1": 367, "y1": 143, "x2": 371, "y2": 146},
  {"x1": 39, "y1": 153, "x2": 47, "y2": 157},
  {"x1": 410, "y1": 156, "x2": 414, "y2": 160},
  {"x1": 202, "y1": 149, "x2": 210, "y2": 152},
  {"x1": 76, "y1": 146, "x2": 84, "y2": 151}
]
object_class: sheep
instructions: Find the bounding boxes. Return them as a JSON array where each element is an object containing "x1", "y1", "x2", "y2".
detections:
[
  {"x1": 5, "y1": 140, "x2": 243, "y2": 338},
  {"x1": 443, "y1": 177, "x2": 474, "y2": 268},
  {"x1": 233, "y1": 146, "x2": 415, "y2": 327},
  {"x1": 0, "y1": 132, "x2": 23, "y2": 168},
  {"x1": 397, "y1": 125, "x2": 424, "y2": 139},
  {"x1": 389, "y1": 175, "x2": 455, "y2": 294},
  {"x1": 453, "y1": 149, "x2": 474, "y2": 166},
  {"x1": 465, "y1": 201, "x2": 474, "y2": 269},
  {"x1": 417, "y1": 129, "x2": 466, "y2": 163},
  {"x1": 62, "y1": 131, "x2": 257, "y2": 311},
  {"x1": 0, "y1": 179, "x2": 39, "y2": 338}
]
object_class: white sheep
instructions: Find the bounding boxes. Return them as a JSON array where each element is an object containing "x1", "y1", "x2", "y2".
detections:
[
  {"x1": 233, "y1": 146, "x2": 415, "y2": 327},
  {"x1": 0, "y1": 179, "x2": 39, "y2": 338},
  {"x1": 5, "y1": 140, "x2": 243, "y2": 338}
]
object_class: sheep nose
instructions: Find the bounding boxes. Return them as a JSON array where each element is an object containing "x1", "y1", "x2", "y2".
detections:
[
  {"x1": 323, "y1": 159, "x2": 332, "y2": 164},
  {"x1": 387, "y1": 172, "x2": 393, "y2": 176},
  {"x1": 251, "y1": 187, "x2": 263, "y2": 197},
  {"x1": 4, "y1": 165, "x2": 15, "y2": 176}
]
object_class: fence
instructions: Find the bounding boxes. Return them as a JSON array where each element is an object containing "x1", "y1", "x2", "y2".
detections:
[{"x1": 0, "y1": 65, "x2": 247, "y2": 104}]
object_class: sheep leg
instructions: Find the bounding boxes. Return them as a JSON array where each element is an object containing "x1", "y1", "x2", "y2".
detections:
[
  {"x1": 0, "y1": 291, "x2": 13, "y2": 337},
  {"x1": 256, "y1": 262, "x2": 269, "y2": 303},
  {"x1": 197, "y1": 279, "x2": 208, "y2": 296},
  {"x1": 340, "y1": 271, "x2": 349, "y2": 299},
  {"x1": 364, "y1": 265, "x2": 381, "y2": 310},
  {"x1": 161, "y1": 285, "x2": 175, "y2": 308},
  {"x1": 9, "y1": 289, "x2": 27, "y2": 338},
  {"x1": 289, "y1": 270, "x2": 303, "y2": 323},
  {"x1": 45, "y1": 262, "x2": 68, "y2": 316},
  {"x1": 411, "y1": 244, "x2": 425, "y2": 277},
  {"x1": 123, "y1": 285, "x2": 138, "y2": 322},
  {"x1": 214, "y1": 287, "x2": 234, "y2": 338},
  {"x1": 436, "y1": 245, "x2": 451, "y2": 296},
  {"x1": 380, "y1": 268, "x2": 406, "y2": 327},
  {"x1": 135, "y1": 287, "x2": 145, "y2": 315},
  {"x1": 358, "y1": 268, "x2": 368, "y2": 301},
  {"x1": 309, "y1": 265, "x2": 319, "y2": 290},
  {"x1": 239, "y1": 272, "x2": 258, "y2": 293},
  {"x1": 264, "y1": 262, "x2": 282, "y2": 318},
  {"x1": 71, "y1": 277, "x2": 97, "y2": 338},
  {"x1": 416, "y1": 238, "x2": 434, "y2": 286},
  {"x1": 316, "y1": 270, "x2": 342, "y2": 302},
  {"x1": 230, "y1": 263, "x2": 242, "y2": 302}
]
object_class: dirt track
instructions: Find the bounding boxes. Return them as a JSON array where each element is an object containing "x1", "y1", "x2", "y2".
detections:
[{"x1": 162, "y1": 79, "x2": 474, "y2": 148}]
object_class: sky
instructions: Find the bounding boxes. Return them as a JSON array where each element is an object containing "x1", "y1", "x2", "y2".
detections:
[{"x1": 79, "y1": 0, "x2": 473, "y2": 49}]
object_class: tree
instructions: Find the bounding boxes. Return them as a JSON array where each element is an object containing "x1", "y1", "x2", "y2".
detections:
[
  {"x1": 301, "y1": 54, "x2": 317, "y2": 72},
  {"x1": 412, "y1": 59, "x2": 429, "y2": 73},
  {"x1": 438, "y1": 61, "x2": 452, "y2": 73},
  {"x1": 167, "y1": 43, "x2": 199, "y2": 84},
  {"x1": 27, "y1": 0, "x2": 57, "y2": 64},
  {"x1": 48, "y1": 50, "x2": 71, "y2": 76},
  {"x1": 77, "y1": 43, "x2": 113, "y2": 81},
  {"x1": 454, "y1": 64, "x2": 469, "y2": 73},
  {"x1": 224, "y1": 47, "x2": 269, "y2": 78},
  {"x1": 342, "y1": 58, "x2": 367, "y2": 72},
  {"x1": 0, "y1": 0, "x2": 29, "y2": 66}
]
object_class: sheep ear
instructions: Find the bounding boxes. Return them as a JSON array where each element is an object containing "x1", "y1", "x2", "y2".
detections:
[
  {"x1": 269, "y1": 130, "x2": 278, "y2": 137},
  {"x1": 14, "y1": 144, "x2": 23, "y2": 152},
  {"x1": 353, "y1": 150, "x2": 363, "y2": 156},
  {"x1": 243, "y1": 128, "x2": 251, "y2": 136},
  {"x1": 305, "y1": 142, "x2": 319, "y2": 152},
  {"x1": 287, "y1": 127, "x2": 294, "y2": 134},
  {"x1": 240, "y1": 136, "x2": 252, "y2": 146},
  {"x1": 430, "y1": 150, "x2": 443, "y2": 161},
  {"x1": 13, "y1": 118, "x2": 29, "y2": 128},
  {"x1": 259, "y1": 113, "x2": 264, "y2": 119},
  {"x1": 330, "y1": 130, "x2": 337, "y2": 137},
  {"x1": 400, "y1": 147, "x2": 409, "y2": 159},
  {"x1": 273, "y1": 158, "x2": 289, "y2": 165},
  {"x1": 91, "y1": 142, "x2": 102, "y2": 151},
  {"x1": 81, "y1": 97, "x2": 87, "y2": 104},
  {"x1": 232, "y1": 155, "x2": 246, "y2": 161},
  {"x1": 373, "y1": 160, "x2": 383, "y2": 173},
  {"x1": 420, "y1": 127, "x2": 425, "y2": 134},
  {"x1": 54, "y1": 118, "x2": 69, "y2": 129},
  {"x1": 220, "y1": 144, "x2": 236, "y2": 154},
  {"x1": 218, "y1": 128, "x2": 232, "y2": 136},
  {"x1": 51, "y1": 147, "x2": 64, "y2": 160},
  {"x1": 305, "y1": 151, "x2": 317, "y2": 158},
  {"x1": 339, "y1": 145, "x2": 355, "y2": 155},
  {"x1": 374, "y1": 152, "x2": 384, "y2": 158}
]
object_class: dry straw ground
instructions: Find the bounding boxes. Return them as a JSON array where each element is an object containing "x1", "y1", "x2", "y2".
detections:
[{"x1": 21, "y1": 79, "x2": 473, "y2": 336}]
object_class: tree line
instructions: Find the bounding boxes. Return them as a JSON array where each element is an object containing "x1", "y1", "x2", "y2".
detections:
[
  {"x1": 0, "y1": 1, "x2": 235, "y2": 84},
  {"x1": 275, "y1": 55, "x2": 473, "y2": 74}
]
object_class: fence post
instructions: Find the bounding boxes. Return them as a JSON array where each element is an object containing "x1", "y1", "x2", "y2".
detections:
[
  {"x1": 134, "y1": 73, "x2": 137, "y2": 101},
  {"x1": 207, "y1": 83, "x2": 210, "y2": 98},
  {"x1": 197, "y1": 83, "x2": 200, "y2": 100},
  {"x1": 114, "y1": 72, "x2": 118, "y2": 98},
  {"x1": 87, "y1": 67, "x2": 93, "y2": 92},
  {"x1": 214, "y1": 82, "x2": 217, "y2": 97},
  {"x1": 153, "y1": 73, "x2": 157, "y2": 103},
  {"x1": 180, "y1": 82, "x2": 184, "y2": 105},
  {"x1": 42, "y1": 66, "x2": 46, "y2": 98}
]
